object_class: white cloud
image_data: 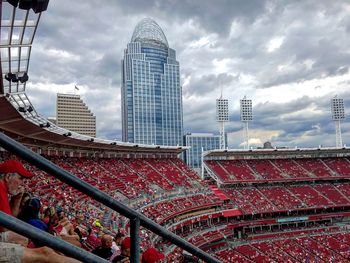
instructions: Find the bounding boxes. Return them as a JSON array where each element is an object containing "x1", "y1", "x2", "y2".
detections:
[
  {"x1": 46, "y1": 49, "x2": 80, "y2": 60},
  {"x1": 266, "y1": 36, "x2": 284, "y2": 52}
]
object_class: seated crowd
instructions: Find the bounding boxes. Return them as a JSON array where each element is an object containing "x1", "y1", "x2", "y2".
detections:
[
  {"x1": 206, "y1": 157, "x2": 350, "y2": 183},
  {"x1": 0, "y1": 156, "x2": 187, "y2": 262},
  {"x1": 215, "y1": 230, "x2": 350, "y2": 262},
  {"x1": 2, "y1": 151, "x2": 350, "y2": 262},
  {"x1": 222, "y1": 183, "x2": 350, "y2": 214}
]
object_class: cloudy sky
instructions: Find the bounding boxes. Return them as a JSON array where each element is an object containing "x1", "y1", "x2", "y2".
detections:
[{"x1": 24, "y1": 0, "x2": 350, "y2": 148}]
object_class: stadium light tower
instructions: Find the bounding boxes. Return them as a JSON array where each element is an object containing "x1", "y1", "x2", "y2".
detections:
[
  {"x1": 331, "y1": 96, "x2": 345, "y2": 148},
  {"x1": 240, "y1": 96, "x2": 253, "y2": 149},
  {"x1": 216, "y1": 96, "x2": 229, "y2": 149}
]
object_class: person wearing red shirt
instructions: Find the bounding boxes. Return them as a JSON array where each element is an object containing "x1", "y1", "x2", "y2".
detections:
[
  {"x1": 0, "y1": 159, "x2": 81, "y2": 263},
  {"x1": 142, "y1": 247, "x2": 165, "y2": 263}
]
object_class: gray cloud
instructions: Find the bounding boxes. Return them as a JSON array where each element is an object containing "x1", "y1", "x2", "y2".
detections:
[
  {"x1": 183, "y1": 73, "x2": 238, "y2": 97},
  {"x1": 15, "y1": 0, "x2": 350, "y2": 148}
]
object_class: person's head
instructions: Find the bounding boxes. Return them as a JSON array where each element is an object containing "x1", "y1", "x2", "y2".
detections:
[
  {"x1": 56, "y1": 207, "x2": 64, "y2": 220},
  {"x1": 101, "y1": 234, "x2": 113, "y2": 249},
  {"x1": 44, "y1": 206, "x2": 55, "y2": 218},
  {"x1": 121, "y1": 237, "x2": 131, "y2": 257},
  {"x1": 142, "y1": 248, "x2": 165, "y2": 263},
  {"x1": 44, "y1": 206, "x2": 58, "y2": 226},
  {"x1": 0, "y1": 160, "x2": 33, "y2": 195},
  {"x1": 18, "y1": 197, "x2": 41, "y2": 221},
  {"x1": 114, "y1": 232, "x2": 125, "y2": 246},
  {"x1": 76, "y1": 213, "x2": 84, "y2": 224}
]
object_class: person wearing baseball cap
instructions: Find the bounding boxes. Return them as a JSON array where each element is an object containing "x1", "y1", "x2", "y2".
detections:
[
  {"x1": 0, "y1": 159, "x2": 33, "y2": 218},
  {"x1": 142, "y1": 247, "x2": 165, "y2": 263},
  {"x1": 0, "y1": 159, "x2": 81, "y2": 263},
  {"x1": 112, "y1": 236, "x2": 131, "y2": 262}
]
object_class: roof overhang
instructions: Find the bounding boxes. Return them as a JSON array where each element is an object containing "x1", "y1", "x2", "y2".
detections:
[
  {"x1": 0, "y1": 96, "x2": 186, "y2": 154},
  {"x1": 202, "y1": 147, "x2": 350, "y2": 160}
]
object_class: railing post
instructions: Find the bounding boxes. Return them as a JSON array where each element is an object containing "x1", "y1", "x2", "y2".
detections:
[{"x1": 130, "y1": 217, "x2": 140, "y2": 263}]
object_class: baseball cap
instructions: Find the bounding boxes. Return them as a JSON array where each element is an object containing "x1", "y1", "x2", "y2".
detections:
[
  {"x1": 28, "y1": 197, "x2": 41, "y2": 212},
  {"x1": 121, "y1": 237, "x2": 131, "y2": 250},
  {"x1": 0, "y1": 160, "x2": 33, "y2": 178},
  {"x1": 56, "y1": 207, "x2": 63, "y2": 216},
  {"x1": 142, "y1": 248, "x2": 165, "y2": 263}
]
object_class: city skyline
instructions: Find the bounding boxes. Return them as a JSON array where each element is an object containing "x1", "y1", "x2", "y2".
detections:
[{"x1": 24, "y1": 0, "x2": 350, "y2": 148}]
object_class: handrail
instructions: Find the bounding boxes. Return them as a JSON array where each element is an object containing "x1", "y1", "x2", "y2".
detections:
[
  {"x1": 0, "y1": 132, "x2": 221, "y2": 263},
  {"x1": 0, "y1": 211, "x2": 108, "y2": 263}
]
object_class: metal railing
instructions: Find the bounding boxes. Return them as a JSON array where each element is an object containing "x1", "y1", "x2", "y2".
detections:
[
  {"x1": 0, "y1": 211, "x2": 108, "y2": 263},
  {"x1": 0, "y1": 132, "x2": 221, "y2": 263}
]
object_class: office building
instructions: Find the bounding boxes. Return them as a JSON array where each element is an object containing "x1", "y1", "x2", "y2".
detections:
[
  {"x1": 184, "y1": 133, "x2": 221, "y2": 174},
  {"x1": 121, "y1": 18, "x2": 183, "y2": 146},
  {"x1": 56, "y1": 93, "x2": 96, "y2": 137}
]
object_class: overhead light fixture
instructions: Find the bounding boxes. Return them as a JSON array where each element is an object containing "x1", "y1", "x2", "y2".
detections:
[
  {"x1": 39, "y1": 122, "x2": 50, "y2": 128},
  {"x1": 7, "y1": 0, "x2": 20, "y2": 7},
  {"x1": 7, "y1": 0, "x2": 49, "y2": 13},
  {"x1": 32, "y1": 0, "x2": 49, "y2": 13},
  {"x1": 18, "y1": 0, "x2": 33, "y2": 10},
  {"x1": 63, "y1": 132, "x2": 72, "y2": 137},
  {"x1": 5, "y1": 73, "x2": 18, "y2": 82},
  {"x1": 18, "y1": 106, "x2": 26, "y2": 112},
  {"x1": 27, "y1": 105, "x2": 33, "y2": 113},
  {"x1": 18, "y1": 72, "x2": 29, "y2": 83}
]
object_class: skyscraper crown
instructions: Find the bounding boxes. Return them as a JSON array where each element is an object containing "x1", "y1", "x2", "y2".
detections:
[{"x1": 131, "y1": 18, "x2": 169, "y2": 47}]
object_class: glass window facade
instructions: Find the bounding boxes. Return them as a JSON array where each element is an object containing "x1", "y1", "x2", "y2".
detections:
[
  {"x1": 121, "y1": 19, "x2": 183, "y2": 146},
  {"x1": 184, "y1": 133, "x2": 221, "y2": 170}
]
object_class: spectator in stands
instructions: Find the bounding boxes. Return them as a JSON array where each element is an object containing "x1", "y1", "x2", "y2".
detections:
[
  {"x1": 56, "y1": 207, "x2": 76, "y2": 236},
  {"x1": 18, "y1": 197, "x2": 48, "y2": 248},
  {"x1": 92, "y1": 234, "x2": 113, "y2": 260},
  {"x1": 142, "y1": 247, "x2": 165, "y2": 263},
  {"x1": 110, "y1": 232, "x2": 124, "y2": 261},
  {"x1": 18, "y1": 192, "x2": 31, "y2": 213},
  {"x1": 0, "y1": 159, "x2": 81, "y2": 263},
  {"x1": 18, "y1": 197, "x2": 48, "y2": 232},
  {"x1": 47, "y1": 207, "x2": 81, "y2": 247},
  {"x1": 113, "y1": 236, "x2": 131, "y2": 262},
  {"x1": 42, "y1": 206, "x2": 55, "y2": 225},
  {"x1": 73, "y1": 213, "x2": 85, "y2": 240},
  {"x1": 82, "y1": 227, "x2": 100, "y2": 251}
]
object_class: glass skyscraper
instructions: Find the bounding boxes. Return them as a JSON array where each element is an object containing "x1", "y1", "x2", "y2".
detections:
[{"x1": 121, "y1": 18, "x2": 183, "y2": 146}]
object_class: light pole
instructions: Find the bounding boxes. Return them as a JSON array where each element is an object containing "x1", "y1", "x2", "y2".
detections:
[
  {"x1": 331, "y1": 96, "x2": 345, "y2": 148},
  {"x1": 240, "y1": 96, "x2": 252, "y2": 149},
  {"x1": 216, "y1": 97, "x2": 229, "y2": 149}
]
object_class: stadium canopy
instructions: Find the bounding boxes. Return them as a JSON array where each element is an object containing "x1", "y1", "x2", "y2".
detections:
[{"x1": 202, "y1": 147, "x2": 350, "y2": 160}]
